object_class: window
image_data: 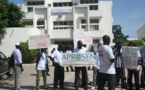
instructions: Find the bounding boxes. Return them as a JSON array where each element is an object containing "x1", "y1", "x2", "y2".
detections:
[
  {"x1": 80, "y1": 0, "x2": 98, "y2": 4},
  {"x1": 64, "y1": 21, "x2": 68, "y2": 25},
  {"x1": 27, "y1": 1, "x2": 44, "y2": 6},
  {"x1": 59, "y1": 22, "x2": 63, "y2": 25},
  {"x1": 81, "y1": 25, "x2": 86, "y2": 29},
  {"x1": 90, "y1": 25, "x2": 99, "y2": 30},
  {"x1": 54, "y1": 22, "x2": 58, "y2": 26},
  {"x1": 58, "y1": 3, "x2": 62, "y2": 6},
  {"x1": 53, "y1": 21, "x2": 73, "y2": 30},
  {"x1": 53, "y1": 2, "x2": 73, "y2": 7},
  {"x1": 28, "y1": 7, "x2": 33, "y2": 12},
  {"x1": 80, "y1": 0, "x2": 85, "y2": 4},
  {"x1": 63, "y1": 3, "x2": 67, "y2": 6},
  {"x1": 41, "y1": 1, "x2": 44, "y2": 5},
  {"x1": 90, "y1": 19, "x2": 99, "y2": 23},
  {"x1": 28, "y1": 21, "x2": 33, "y2": 25},
  {"x1": 37, "y1": 21, "x2": 44, "y2": 25},
  {"x1": 53, "y1": 3, "x2": 57, "y2": 7},
  {"x1": 90, "y1": 5, "x2": 98, "y2": 10},
  {"x1": 69, "y1": 21, "x2": 73, "y2": 25},
  {"x1": 68, "y1": 2, "x2": 72, "y2": 6},
  {"x1": 93, "y1": 39, "x2": 99, "y2": 44},
  {"x1": 81, "y1": 20, "x2": 86, "y2": 24},
  {"x1": 27, "y1": 2, "x2": 32, "y2": 5}
]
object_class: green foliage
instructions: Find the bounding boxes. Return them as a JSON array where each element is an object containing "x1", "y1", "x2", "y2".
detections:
[
  {"x1": 122, "y1": 40, "x2": 144, "y2": 46},
  {"x1": 20, "y1": 41, "x2": 39, "y2": 63},
  {"x1": 132, "y1": 40, "x2": 144, "y2": 46},
  {"x1": 142, "y1": 37, "x2": 145, "y2": 42},
  {"x1": 0, "y1": 0, "x2": 25, "y2": 44},
  {"x1": 112, "y1": 25, "x2": 129, "y2": 43}
]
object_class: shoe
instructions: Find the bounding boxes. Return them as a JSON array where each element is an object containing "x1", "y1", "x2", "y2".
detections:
[
  {"x1": 47, "y1": 73, "x2": 50, "y2": 76},
  {"x1": 91, "y1": 86, "x2": 96, "y2": 90}
]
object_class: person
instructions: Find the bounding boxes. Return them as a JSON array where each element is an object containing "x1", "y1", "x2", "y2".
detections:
[
  {"x1": 97, "y1": 35, "x2": 116, "y2": 90},
  {"x1": 36, "y1": 49, "x2": 47, "y2": 90},
  {"x1": 65, "y1": 46, "x2": 74, "y2": 72},
  {"x1": 91, "y1": 43, "x2": 102, "y2": 90},
  {"x1": 74, "y1": 40, "x2": 88, "y2": 90},
  {"x1": 51, "y1": 48, "x2": 56, "y2": 54},
  {"x1": 51, "y1": 48, "x2": 56, "y2": 66},
  {"x1": 140, "y1": 47, "x2": 145, "y2": 88},
  {"x1": 12, "y1": 43, "x2": 24, "y2": 90},
  {"x1": 48, "y1": 45, "x2": 65, "y2": 90},
  {"x1": 88, "y1": 46, "x2": 94, "y2": 70},
  {"x1": 44, "y1": 48, "x2": 50, "y2": 76},
  {"x1": 113, "y1": 42, "x2": 127, "y2": 88},
  {"x1": 127, "y1": 41, "x2": 141, "y2": 90}
]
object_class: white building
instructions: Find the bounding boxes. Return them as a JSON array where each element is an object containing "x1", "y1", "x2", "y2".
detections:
[
  {"x1": 137, "y1": 24, "x2": 145, "y2": 40},
  {"x1": 0, "y1": 0, "x2": 114, "y2": 57}
]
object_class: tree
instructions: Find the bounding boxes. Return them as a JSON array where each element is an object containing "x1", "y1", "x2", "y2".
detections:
[
  {"x1": 0, "y1": 0, "x2": 25, "y2": 43},
  {"x1": 112, "y1": 25, "x2": 129, "y2": 43}
]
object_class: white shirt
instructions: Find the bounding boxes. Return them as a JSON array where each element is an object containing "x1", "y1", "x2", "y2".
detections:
[
  {"x1": 74, "y1": 47, "x2": 86, "y2": 67},
  {"x1": 37, "y1": 52, "x2": 46, "y2": 70},
  {"x1": 65, "y1": 50, "x2": 72, "y2": 53},
  {"x1": 94, "y1": 49, "x2": 100, "y2": 69},
  {"x1": 98, "y1": 45, "x2": 115, "y2": 74},
  {"x1": 74, "y1": 47, "x2": 86, "y2": 53},
  {"x1": 136, "y1": 50, "x2": 141, "y2": 70},
  {"x1": 51, "y1": 50, "x2": 63, "y2": 66},
  {"x1": 13, "y1": 49, "x2": 22, "y2": 64}
]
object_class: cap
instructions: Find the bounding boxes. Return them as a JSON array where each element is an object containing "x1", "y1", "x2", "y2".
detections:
[{"x1": 15, "y1": 43, "x2": 20, "y2": 46}]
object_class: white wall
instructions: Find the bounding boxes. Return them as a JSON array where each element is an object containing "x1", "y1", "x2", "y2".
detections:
[
  {"x1": 137, "y1": 25, "x2": 145, "y2": 40},
  {"x1": 0, "y1": 28, "x2": 43, "y2": 57}
]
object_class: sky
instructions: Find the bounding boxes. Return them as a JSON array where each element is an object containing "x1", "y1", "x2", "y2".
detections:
[{"x1": 9, "y1": 0, "x2": 145, "y2": 38}]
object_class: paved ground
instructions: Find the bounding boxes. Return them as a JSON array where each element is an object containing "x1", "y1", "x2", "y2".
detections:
[{"x1": 0, "y1": 64, "x2": 145, "y2": 90}]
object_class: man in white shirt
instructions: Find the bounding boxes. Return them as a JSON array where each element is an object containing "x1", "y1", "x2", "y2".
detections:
[
  {"x1": 48, "y1": 45, "x2": 65, "y2": 90},
  {"x1": 98, "y1": 35, "x2": 115, "y2": 90},
  {"x1": 12, "y1": 43, "x2": 24, "y2": 90},
  {"x1": 127, "y1": 41, "x2": 141, "y2": 90},
  {"x1": 74, "y1": 40, "x2": 88, "y2": 90},
  {"x1": 91, "y1": 43, "x2": 102, "y2": 90}
]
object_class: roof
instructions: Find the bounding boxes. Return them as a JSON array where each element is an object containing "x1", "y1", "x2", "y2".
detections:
[{"x1": 137, "y1": 24, "x2": 145, "y2": 33}]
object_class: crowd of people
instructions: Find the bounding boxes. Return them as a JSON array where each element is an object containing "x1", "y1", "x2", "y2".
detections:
[{"x1": 11, "y1": 35, "x2": 145, "y2": 90}]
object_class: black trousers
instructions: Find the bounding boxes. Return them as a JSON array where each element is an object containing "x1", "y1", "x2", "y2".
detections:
[
  {"x1": 141, "y1": 66, "x2": 145, "y2": 87},
  {"x1": 54, "y1": 64, "x2": 64, "y2": 88},
  {"x1": 98, "y1": 73, "x2": 116, "y2": 90},
  {"x1": 66, "y1": 66, "x2": 74, "y2": 72},
  {"x1": 75, "y1": 67, "x2": 88, "y2": 90},
  {"x1": 128, "y1": 69, "x2": 140, "y2": 90},
  {"x1": 115, "y1": 67, "x2": 127, "y2": 87}
]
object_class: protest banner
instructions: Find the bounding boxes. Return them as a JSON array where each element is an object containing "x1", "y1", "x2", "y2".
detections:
[
  {"x1": 28, "y1": 34, "x2": 50, "y2": 49},
  {"x1": 73, "y1": 31, "x2": 93, "y2": 45},
  {"x1": 62, "y1": 52, "x2": 96, "y2": 67},
  {"x1": 122, "y1": 46, "x2": 139, "y2": 69}
]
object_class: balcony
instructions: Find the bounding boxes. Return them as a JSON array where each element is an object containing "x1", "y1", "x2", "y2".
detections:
[
  {"x1": 89, "y1": 10, "x2": 103, "y2": 17},
  {"x1": 91, "y1": 30, "x2": 104, "y2": 37},
  {"x1": 24, "y1": 12, "x2": 34, "y2": 19},
  {"x1": 50, "y1": 29, "x2": 73, "y2": 39}
]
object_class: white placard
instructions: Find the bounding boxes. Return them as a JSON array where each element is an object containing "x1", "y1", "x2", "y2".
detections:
[
  {"x1": 62, "y1": 53, "x2": 96, "y2": 66},
  {"x1": 73, "y1": 31, "x2": 93, "y2": 45},
  {"x1": 122, "y1": 46, "x2": 139, "y2": 69},
  {"x1": 28, "y1": 34, "x2": 50, "y2": 49}
]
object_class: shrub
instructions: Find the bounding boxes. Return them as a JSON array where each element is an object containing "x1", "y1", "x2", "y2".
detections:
[
  {"x1": 122, "y1": 40, "x2": 144, "y2": 46},
  {"x1": 20, "y1": 41, "x2": 39, "y2": 63}
]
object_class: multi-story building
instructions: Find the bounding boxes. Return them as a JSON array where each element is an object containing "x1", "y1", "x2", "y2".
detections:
[
  {"x1": 22, "y1": 0, "x2": 114, "y2": 48},
  {"x1": 0, "y1": 0, "x2": 114, "y2": 56},
  {"x1": 137, "y1": 24, "x2": 145, "y2": 40}
]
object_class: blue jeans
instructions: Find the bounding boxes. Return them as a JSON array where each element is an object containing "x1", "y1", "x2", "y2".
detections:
[{"x1": 98, "y1": 73, "x2": 115, "y2": 90}]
